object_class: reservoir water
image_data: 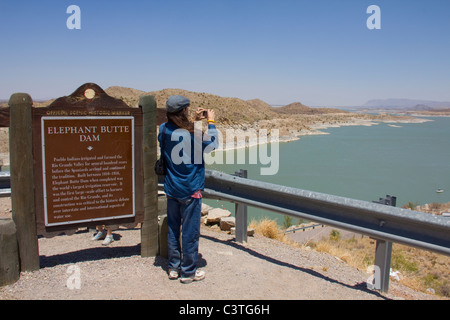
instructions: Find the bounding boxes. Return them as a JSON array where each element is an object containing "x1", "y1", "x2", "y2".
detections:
[{"x1": 205, "y1": 117, "x2": 450, "y2": 226}]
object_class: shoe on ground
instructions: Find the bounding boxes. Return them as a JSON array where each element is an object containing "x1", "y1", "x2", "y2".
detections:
[
  {"x1": 168, "y1": 269, "x2": 180, "y2": 280},
  {"x1": 91, "y1": 230, "x2": 106, "y2": 241},
  {"x1": 180, "y1": 270, "x2": 205, "y2": 284},
  {"x1": 102, "y1": 235, "x2": 114, "y2": 246}
]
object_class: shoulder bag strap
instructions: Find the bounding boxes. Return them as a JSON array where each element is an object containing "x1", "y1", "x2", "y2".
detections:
[{"x1": 161, "y1": 123, "x2": 167, "y2": 152}]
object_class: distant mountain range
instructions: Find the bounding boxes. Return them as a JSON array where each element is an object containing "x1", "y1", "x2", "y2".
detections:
[
  {"x1": 4, "y1": 93, "x2": 450, "y2": 113},
  {"x1": 362, "y1": 99, "x2": 450, "y2": 110}
]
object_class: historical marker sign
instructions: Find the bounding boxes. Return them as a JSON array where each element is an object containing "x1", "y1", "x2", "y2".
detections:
[
  {"x1": 32, "y1": 83, "x2": 144, "y2": 234},
  {"x1": 41, "y1": 116, "x2": 135, "y2": 226}
]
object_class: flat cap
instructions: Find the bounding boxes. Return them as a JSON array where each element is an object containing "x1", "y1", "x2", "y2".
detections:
[{"x1": 166, "y1": 95, "x2": 190, "y2": 113}]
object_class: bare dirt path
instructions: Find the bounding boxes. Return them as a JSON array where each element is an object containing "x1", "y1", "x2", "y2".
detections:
[{"x1": 0, "y1": 216, "x2": 440, "y2": 300}]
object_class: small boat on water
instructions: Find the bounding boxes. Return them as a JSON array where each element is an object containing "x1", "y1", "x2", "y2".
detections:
[{"x1": 436, "y1": 189, "x2": 444, "y2": 193}]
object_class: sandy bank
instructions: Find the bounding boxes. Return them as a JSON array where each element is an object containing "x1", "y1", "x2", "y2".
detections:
[{"x1": 213, "y1": 115, "x2": 433, "y2": 151}]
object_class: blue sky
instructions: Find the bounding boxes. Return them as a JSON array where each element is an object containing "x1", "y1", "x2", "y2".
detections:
[{"x1": 1, "y1": 0, "x2": 449, "y2": 106}]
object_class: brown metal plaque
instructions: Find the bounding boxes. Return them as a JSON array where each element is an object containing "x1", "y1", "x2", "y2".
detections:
[{"x1": 41, "y1": 116, "x2": 135, "y2": 227}]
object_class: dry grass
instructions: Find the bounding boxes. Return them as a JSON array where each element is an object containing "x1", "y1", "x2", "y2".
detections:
[
  {"x1": 251, "y1": 216, "x2": 450, "y2": 298},
  {"x1": 309, "y1": 233, "x2": 450, "y2": 298},
  {"x1": 249, "y1": 218, "x2": 300, "y2": 247},
  {"x1": 312, "y1": 236, "x2": 374, "y2": 268}
]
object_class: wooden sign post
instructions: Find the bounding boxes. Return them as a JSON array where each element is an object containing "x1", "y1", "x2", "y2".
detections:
[
  {"x1": 139, "y1": 95, "x2": 158, "y2": 257},
  {"x1": 5, "y1": 83, "x2": 160, "y2": 278},
  {"x1": 9, "y1": 93, "x2": 40, "y2": 272}
]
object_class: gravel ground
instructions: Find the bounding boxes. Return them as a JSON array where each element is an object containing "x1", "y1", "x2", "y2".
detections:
[{"x1": 0, "y1": 198, "x2": 443, "y2": 300}]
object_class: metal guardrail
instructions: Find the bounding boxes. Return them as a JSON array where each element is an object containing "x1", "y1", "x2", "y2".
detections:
[
  {"x1": 284, "y1": 223, "x2": 324, "y2": 234},
  {"x1": 0, "y1": 188, "x2": 11, "y2": 198},
  {"x1": 199, "y1": 169, "x2": 450, "y2": 293},
  {"x1": 5, "y1": 169, "x2": 450, "y2": 293},
  {"x1": 202, "y1": 169, "x2": 450, "y2": 256},
  {"x1": 0, "y1": 171, "x2": 11, "y2": 198}
]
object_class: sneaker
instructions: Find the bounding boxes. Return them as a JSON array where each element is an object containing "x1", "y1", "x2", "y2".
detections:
[
  {"x1": 91, "y1": 230, "x2": 106, "y2": 241},
  {"x1": 102, "y1": 235, "x2": 114, "y2": 246},
  {"x1": 168, "y1": 269, "x2": 180, "y2": 280},
  {"x1": 180, "y1": 270, "x2": 205, "y2": 284}
]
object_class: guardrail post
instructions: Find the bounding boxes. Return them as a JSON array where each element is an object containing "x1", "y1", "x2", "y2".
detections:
[
  {"x1": 234, "y1": 170, "x2": 248, "y2": 243},
  {"x1": 374, "y1": 238, "x2": 393, "y2": 293},
  {"x1": 372, "y1": 195, "x2": 395, "y2": 293}
]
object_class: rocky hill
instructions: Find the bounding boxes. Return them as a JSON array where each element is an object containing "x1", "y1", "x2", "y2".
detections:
[
  {"x1": 106, "y1": 86, "x2": 283, "y2": 125},
  {"x1": 103, "y1": 86, "x2": 383, "y2": 138},
  {"x1": 101, "y1": 86, "x2": 364, "y2": 138},
  {"x1": 105, "y1": 86, "x2": 348, "y2": 121},
  {"x1": 0, "y1": 86, "x2": 424, "y2": 139},
  {"x1": 273, "y1": 102, "x2": 348, "y2": 115}
]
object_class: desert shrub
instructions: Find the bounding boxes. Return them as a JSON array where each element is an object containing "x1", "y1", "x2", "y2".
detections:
[
  {"x1": 250, "y1": 218, "x2": 281, "y2": 239},
  {"x1": 282, "y1": 215, "x2": 293, "y2": 229},
  {"x1": 329, "y1": 229, "x2": 341, "y2": 241}
]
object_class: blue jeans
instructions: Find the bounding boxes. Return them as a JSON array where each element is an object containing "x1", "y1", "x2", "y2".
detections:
[{"x1": 166, "y1": 196, "x2": 201, "y2": 277}]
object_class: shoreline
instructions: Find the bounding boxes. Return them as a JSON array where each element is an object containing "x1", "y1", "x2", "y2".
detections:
[
  {"x1": 213, "y1": 115, "x2": 433, "y2": 152},
  {"x1": 0, "y1": 115, "x2": 434, "y2": 164}
]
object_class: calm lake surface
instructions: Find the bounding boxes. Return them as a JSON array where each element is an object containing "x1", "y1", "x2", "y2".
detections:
[{"x1": 205, "y1": 116, "x2": 450, "y2": 225}]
